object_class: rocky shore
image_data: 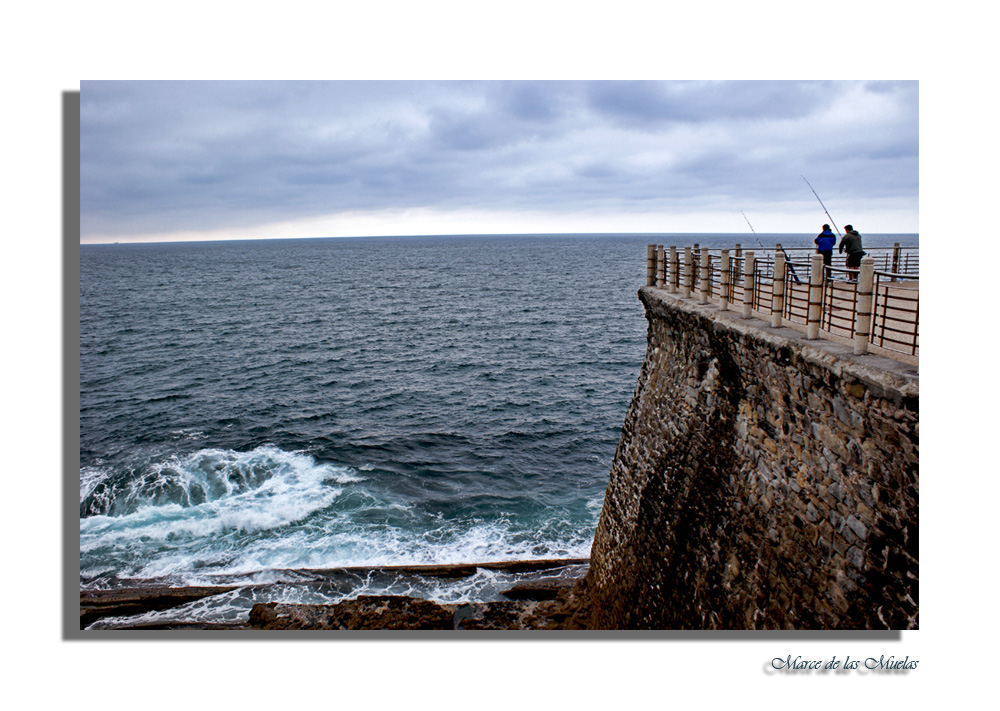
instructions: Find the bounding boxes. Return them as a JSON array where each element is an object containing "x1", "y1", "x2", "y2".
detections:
[
  {"x1": 248, "y1": 580, "x2": 592, "y2": 630},
  {"x1": 80, "y1": 558, "x2": 592, "y2": 630}
]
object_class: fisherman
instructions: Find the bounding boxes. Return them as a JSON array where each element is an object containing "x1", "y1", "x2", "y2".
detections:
[
  {"x1": 838, "y1": 225, "x2": 865, "y2": 281},
  {"x1": 815, "y1": 224, "x2": 836, "y2": 267}
]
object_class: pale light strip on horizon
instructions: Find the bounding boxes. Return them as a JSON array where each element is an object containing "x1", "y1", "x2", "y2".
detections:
[{"x1": 80, "y1": 205, "x2": 919, "y2": 244}]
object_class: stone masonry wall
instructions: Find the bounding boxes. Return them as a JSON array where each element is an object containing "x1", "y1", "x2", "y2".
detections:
[{"x1": 586, "y1": 287, "x2": 918, "y2": 629}]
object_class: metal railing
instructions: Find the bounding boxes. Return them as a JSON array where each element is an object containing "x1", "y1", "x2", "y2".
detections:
[
  {"x1": 646, "y1": 243, "x2": 919, "y2": 361},
  {"x1": 769, "y1": 245, "x2": 919, "y2": 279},
  {"x1": 820, "y1": 267, "x2": 861, "y2": 338},
  {"x1": 782, "y1": 262, "x2": 812, "y2": 326},
  {"x1": 872, "y1": 271, "x2": 920, "y2": 355}
]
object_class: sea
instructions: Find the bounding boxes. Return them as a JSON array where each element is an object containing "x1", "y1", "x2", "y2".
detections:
[{"x1": 79, "y1": 232, "x2": 917, "y2": 627}]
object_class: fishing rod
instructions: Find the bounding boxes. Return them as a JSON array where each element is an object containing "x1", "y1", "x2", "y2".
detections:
[
  {"x1": 802, "y1": 175, "x2": 841, "y2": 236},
  {"x1": 741, "y1": 211, "x2": 801, "y2": 284},
  {"x1": 740, "y1": 211, "x2": 766, "y2": 251}
]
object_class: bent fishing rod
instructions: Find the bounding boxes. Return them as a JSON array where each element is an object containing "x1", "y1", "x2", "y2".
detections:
[
  {"x1": 802, "y1": 175, "x2": 841, "y2": 236},
  {"x1": 741, "y1": 211, "x2": 801, "y2": 284}
]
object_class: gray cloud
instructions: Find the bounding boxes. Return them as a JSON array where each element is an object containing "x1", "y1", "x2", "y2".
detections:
[
  {"x1": 80, "y1": 80, "x2": 918, "y2": 239},
  {"x1": 584, "y1": 80, "x2": 830, "y2": 125}
]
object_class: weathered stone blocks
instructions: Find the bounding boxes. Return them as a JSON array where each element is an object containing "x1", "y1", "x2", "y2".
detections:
[{"x1": 587, "y1": 287, "x2": 918, "y2": 629}]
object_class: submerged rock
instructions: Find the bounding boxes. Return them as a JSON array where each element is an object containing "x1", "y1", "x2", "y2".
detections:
[
  {"x1": 79, "y1": 586, "x2": 239, "y2": 629},
  {"x1": 245, "y1": 578, "x2": 594, "y2": 631},
  {"x1": 80, "y1": 559, "x2": 592, "y2": 631},
  {"x1": 249, "y1": 596, "x2": 455, "y2": 630}
]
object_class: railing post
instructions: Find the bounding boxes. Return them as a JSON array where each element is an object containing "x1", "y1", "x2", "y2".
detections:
[
  {"x1": 683, "y1": 246, "x2": 693, "y2": 298},
  {"x1": 669, "y1": 246, "x2": 679, "y2": 293},
  {"x1": 646, "y1": 244, "x2": 657, "y2": 287},
  {"x1": 771, "y1": 249, "x2": 785, "y2": 328},
  {"x1": 692, "y1": 243, "x2": 700, "y2": 291},
  {"x1": 854, "y1": 257, "x2": 875, "y2": 354},
  {"x1": 699, "y1": 249, "x2": 710, "y2": 304},
  {"x1": 891, "y1": 242, "x2": 900, "y2": 283},
  {"x1": 742, "y1": 250, "x2": 755, "y2": 318},
  {"x1": 734, "y1": 243, "x2": 742, "y2": 285},
  {"x1": 656, "y1": 245, "x2": 666, "y2": 287},
  {"x1": 720, "y1": 249, "x2": 730, "y2": 311},
  {"x1": 806, "y1": 253, "x2": 824, "y2": 339}
]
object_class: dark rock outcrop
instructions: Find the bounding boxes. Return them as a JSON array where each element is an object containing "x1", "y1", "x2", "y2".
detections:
[
  {"x1": 81, "y1": 559, "x2": 592, "y2": 630},
  {"x1": 80, "y1": 586, "x2": 238, "y2": 629},
  {"x1": 243, "y1": 578, "x2": 594, "y2": 630},
  {"x1": 249, "y1": 596, "x2": 455, "y2": 630}
]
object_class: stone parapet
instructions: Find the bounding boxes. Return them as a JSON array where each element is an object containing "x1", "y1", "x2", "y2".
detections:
[{"x1": 587, "y1": 286, "x2": 918, "y2": 629}]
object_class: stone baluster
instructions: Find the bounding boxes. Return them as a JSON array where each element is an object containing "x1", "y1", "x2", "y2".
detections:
[
  {"x1": 742, "y1": 250, "x2": 755, "y2": 318},
  {"x1": 669, "y1": 246, "x2": 679, "y2": 293},
  {"x1": 646, "y1": 244, "x2": 657, "y2": 287},
  {"x1": 692, "y1": 243, "x2": 700, "y2": 291},
  {"x1": 771, "y1": 248, "x2": 785, "y2": 328},
  {"x1": 854, "y1": 257, "x2": 875, "y2": 354},
  {"x1": 806, "y1": 253, "x2": 824, "y2": 339},
  {"x1": 699, "y1": 248, "x2": 710, "y2": 304},
  {"x1": 683, "y1": 247, "x2": 693, "y2": 298},
  {"x1": 719, "y1": 249, "x2": 730, "y2": 311},
  {"x1": 656, "y1": 245, "x2": 666, "y2": 287}
]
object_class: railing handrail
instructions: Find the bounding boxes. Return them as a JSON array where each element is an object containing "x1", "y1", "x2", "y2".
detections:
[
  {"x1": 646, "y1": 243, "x2": 918, "y2": 362},
  {"x1": 874, "y1": 269, "x2": 919, "y2": 280}
]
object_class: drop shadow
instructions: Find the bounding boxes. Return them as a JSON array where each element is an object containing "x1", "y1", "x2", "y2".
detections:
[{"x1": 63, "y1": 90, "x2": 82, "y2": 640}]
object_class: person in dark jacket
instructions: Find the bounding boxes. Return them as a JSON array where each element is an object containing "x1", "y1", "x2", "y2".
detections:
[
  {"x1": 815, "y1": 224, "x2": 836, "y2": 267},
  {"x1": 838, "y1": 224, "x2": 865, "y2": 280}
]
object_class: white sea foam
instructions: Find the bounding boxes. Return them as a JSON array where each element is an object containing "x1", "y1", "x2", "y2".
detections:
[
  {"x1": 80, "y1": 466, "x2": 111, "y2": 500},
  {"x1": 86, "y1": 560, "x2": 593, "y2": 628},
  {"x1": 169, "y1": 428, "x2": 206, "y2": 440},
  {"x1": 80, "y1": 444, "x2": 596, "y2": 587},
  {"x1": 83, "y1": 507, "x2": 592, "y2": 586},
  {"x1": 585, "y1": 494, "x2": 605, "y2": 516},
  {"x1": 80, "y1": 445, "x2": 364, "y2": 579}
]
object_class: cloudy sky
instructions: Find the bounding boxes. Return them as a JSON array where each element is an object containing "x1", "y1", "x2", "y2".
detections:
[{"x1": 80, "y1": 80, "x2": 918, "y2": 243}]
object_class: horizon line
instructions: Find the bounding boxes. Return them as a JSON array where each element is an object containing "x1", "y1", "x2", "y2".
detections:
[{"x1": 81, "y1": 230, "x2": 921, "y2": 247}]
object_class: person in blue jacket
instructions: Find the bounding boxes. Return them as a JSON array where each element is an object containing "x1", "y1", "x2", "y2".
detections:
[{"x1": 815, "y1": 224, "x2": 836, "y2": 267}]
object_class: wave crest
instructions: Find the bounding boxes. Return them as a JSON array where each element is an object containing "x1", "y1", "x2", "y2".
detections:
[{"x1": 80, "y1": 445, "x2": 359, "y2": 518}]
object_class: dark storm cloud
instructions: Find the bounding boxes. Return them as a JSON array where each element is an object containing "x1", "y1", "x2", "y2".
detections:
[{"x1": 80, "y1": 80, "x2": 917, "y2": 239}]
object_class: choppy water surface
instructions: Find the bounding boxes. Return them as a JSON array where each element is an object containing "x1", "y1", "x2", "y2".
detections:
[{"x1": 79, "y1": 232, "x2": 916, "y2": 625}]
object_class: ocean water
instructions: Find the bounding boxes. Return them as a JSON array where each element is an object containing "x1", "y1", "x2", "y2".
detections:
[{"x1": 79, "y1": 232, "x2": 916, "y2": 626}]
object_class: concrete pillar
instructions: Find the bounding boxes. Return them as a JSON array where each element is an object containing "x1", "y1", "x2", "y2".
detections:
[
  {"x1": 646, "y1": 244, "x2": 657, "y2": 286},
  {"x1": 854, "y1": 257, "x2": 875, "y2": 354},
  {"x1": 742, "y1": 250, "x2": 755, "y2": 318},
  {"x1": 656, "y1": 245, "x2": 666, "y2": 287},
  {"x1": 720, "y1": 249, "x2": 730, "y2": 311},
  {"x1": 692, "y1": 244, "x2": 700, "y2": 291},
  {"x1": 771, "y1": 249, "x2": 785, "y2": 328},
  {"x1": 806, "y1": 253, "x2": 824, "y2": 339},
  {"x1": 669, "y1": 246, "x2": 679, "y2": 294},
  {"x1": 683, "y1": 246, "x2": 693, "y2": 298},
  {"x1": 699, "y1": 248, "x2": 710, "y2": 304}
]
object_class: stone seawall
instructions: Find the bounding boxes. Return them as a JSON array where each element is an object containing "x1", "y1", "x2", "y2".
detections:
[{"x1": 586, "y1": 286, "x2": 918, "y2": 629}]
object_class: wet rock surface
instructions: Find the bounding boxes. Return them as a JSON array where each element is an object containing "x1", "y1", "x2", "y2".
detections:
[
  {"x1": 79, "y1": 559, "x2": 592, "y2": 630},
  {"x1": 246, "y1": 578, "x2": 594, "y2": 630},
  {"x1": 79, "y1": 586, "x2": 240, "y2": 629},
  {"x1": 249, "y1": 596, "x2": 456, "y2": 630}
]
